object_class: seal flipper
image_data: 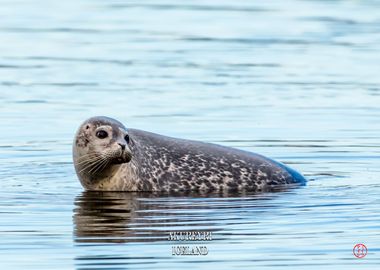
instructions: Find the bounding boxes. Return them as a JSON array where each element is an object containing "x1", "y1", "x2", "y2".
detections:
[
  {"x1": 284, "y1": 166, "x2": 307, "y2": 185},
  {"x1": 272, "y1": 160, "x2": 307, "y2": 185}
]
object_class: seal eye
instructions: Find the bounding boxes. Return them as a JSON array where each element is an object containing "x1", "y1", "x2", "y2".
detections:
[
  {"x1": 96, "y1": 130, "x2": 108, "y2": 139},
  {"x1": 124, "y1": 134, "x2": 130, "y2": 144}
]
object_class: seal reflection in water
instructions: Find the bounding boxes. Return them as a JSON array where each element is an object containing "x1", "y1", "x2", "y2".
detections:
[
  {"x1": 73, "y1": 191, "x2": 283, "y2": 244},
  {"x1": 73, "y1": 116, "x2": 306, "y2": 192},
  {"x1": 73, "y1": 191, "x2": 219, "y2": 244}
]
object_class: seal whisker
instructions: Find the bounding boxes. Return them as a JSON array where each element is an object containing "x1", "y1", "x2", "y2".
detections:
[
  {"x1": 77, "y1": 154, "x2": 99, "y2": 163},
  {"x1": 78, "y1": 163, "x2": 95, "y2": 174},
  {"x1": 92, "y1": 157, "x2": 110, "y2": 175},
  {"x1": 87, "y1": 154, "x2": 110, "y2": 175},
  {"x1": 76, "y1": 154, "x2": 100, "y2": 165},
  {"x1": 77, "y1": 158, "x2": 101, "y2": 167},
  {"x1": 88, "y1": 157, "x2": 106, "y2": 174},
  {"x1": 79, "y1": 157, "x2": 104, "y2": 174},
  {"x1": 76, "y1": 156, "x2": 99, "y2": 165},
  {"x1": 77, "y1": 153, "x2": 99, "y2": 160}
]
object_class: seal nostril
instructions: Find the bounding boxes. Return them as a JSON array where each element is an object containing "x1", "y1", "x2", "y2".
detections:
[{"x1": 118, "y1": 143, "x2": 126, "y2": 151}]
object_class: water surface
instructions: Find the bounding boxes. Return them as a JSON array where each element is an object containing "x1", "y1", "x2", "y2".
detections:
[{"x1": 1, "y1": 0, "x2": 380, "y2": 269}]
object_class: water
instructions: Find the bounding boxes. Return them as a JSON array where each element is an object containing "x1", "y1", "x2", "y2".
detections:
[{"x1": 1, "y1": 0, "x2": 380, "y2": 269}]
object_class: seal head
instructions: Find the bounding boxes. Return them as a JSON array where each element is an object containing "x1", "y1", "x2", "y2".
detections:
[{"x1": 73, "y1": 116, "x2": 132, "y2": 189}]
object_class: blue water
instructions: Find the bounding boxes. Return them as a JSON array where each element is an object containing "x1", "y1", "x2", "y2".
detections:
[{"x1": 1, "y1": 0, "x2": 380, "y2": 269}]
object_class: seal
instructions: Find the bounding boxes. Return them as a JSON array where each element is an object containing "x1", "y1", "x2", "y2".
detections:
[{"x1": 73, "y1": 116, "x2": 306, "y2": 192}]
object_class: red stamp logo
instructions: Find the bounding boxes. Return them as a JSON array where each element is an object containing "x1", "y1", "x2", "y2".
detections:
[{"x1": 353, "y1": 243, "x2": 367, "y2": 258}]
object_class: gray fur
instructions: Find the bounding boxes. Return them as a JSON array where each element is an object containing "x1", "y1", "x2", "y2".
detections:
[{"x1": 73, "y1": 116, "x2": 306, "y2": 192}]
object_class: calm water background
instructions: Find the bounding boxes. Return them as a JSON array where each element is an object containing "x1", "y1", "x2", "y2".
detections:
[{"x1": 1, "y1": 0, "x2": 380, "y2": 269}]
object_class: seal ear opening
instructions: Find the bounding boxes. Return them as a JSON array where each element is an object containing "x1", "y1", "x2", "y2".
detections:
[{"x1": 85, "y1": 125, "x2": 90, "y2": 130}]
